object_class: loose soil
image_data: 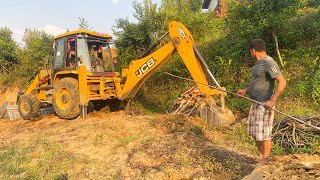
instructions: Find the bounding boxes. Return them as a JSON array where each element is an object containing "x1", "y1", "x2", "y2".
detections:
[
  {"x1": 1, "y1": 95, "x2": 319, "y2": 180},
  {"x1": 0, "y1": 111, "x2": 257, "y2": 179}
]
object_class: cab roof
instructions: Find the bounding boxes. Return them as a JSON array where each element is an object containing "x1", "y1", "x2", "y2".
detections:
[{"x1": 54, "y1": 30, "x2": 112, "y2": 40}]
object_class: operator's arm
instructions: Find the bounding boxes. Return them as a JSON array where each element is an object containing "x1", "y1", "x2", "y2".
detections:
[{"x1": 265, "y1": 75, "x2": 286, "y2": 110}]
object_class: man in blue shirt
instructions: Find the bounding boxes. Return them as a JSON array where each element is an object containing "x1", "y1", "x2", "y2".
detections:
[{"x1": 237, "y1": 39, "x2": 286, "y2": 164}]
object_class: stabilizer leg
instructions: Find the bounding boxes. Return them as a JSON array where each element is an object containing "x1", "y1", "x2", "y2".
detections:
[{"x1": 80, "y1": 105, "x2": 87, "y2": 119}]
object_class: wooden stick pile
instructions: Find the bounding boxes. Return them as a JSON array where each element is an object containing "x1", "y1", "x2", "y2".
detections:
[
  {"x1": 170, "y1": 86, "x2": 202, "y2": 115},
  {"x1": 272, "y1": 116, "x2": 320, "y2": 149}
]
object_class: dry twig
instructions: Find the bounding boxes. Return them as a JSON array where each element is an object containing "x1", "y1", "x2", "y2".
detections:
[{"x1": 273, "y1": 116, "x2": 320, "y2": 150}]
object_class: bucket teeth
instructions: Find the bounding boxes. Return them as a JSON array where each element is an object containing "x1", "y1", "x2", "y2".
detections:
[
  {"x1": 199, "y1": 101, "x2": 234, "y2": 127},
  {"x1": 199, "y1": 102, "x2": 220, "y2": 127}
]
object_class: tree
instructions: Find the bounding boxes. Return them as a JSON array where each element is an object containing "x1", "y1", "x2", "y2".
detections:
[
  {"x1": 113, "y1": 0, "x2": 211, "y2": 68},
  {"x1": 225, "y1": 0, "x2": 305, "y2": 68},
  {"x1": 0, "y1": 27, "x2": 18, "y2": 73},
  {"x1": 113, "y1": 18, "x2": 152, "y2": 68},
  {"x1": 113, "y1": 0, "x2": 162, "y2": 68},
  {"x1": 78, "y1": 17, "x2": 91, "y2": 30},
  {"x1": 17, "y1": 29, "x2": 54, "y2": 77}
]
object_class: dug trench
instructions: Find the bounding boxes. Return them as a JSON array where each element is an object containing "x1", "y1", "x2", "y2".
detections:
[{"x1": 0, "y1": 110, "x2": 257, "y2": 179}]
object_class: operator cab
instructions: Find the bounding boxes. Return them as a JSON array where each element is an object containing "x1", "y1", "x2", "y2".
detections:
[{"x1": 53, "y1": 30, "x2": 116, "y2": 74}]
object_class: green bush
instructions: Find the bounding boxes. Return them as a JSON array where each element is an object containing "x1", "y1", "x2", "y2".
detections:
[{"x1": 312, "y1": 69, "x2": 320, "y2": 105}]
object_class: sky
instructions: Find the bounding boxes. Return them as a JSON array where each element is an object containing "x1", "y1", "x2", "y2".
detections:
[{"x1": 0, "y1": 0, "x2": 161, "y2": 45}]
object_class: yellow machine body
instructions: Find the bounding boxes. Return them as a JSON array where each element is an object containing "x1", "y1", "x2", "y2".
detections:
[{"x1": 17, "y1": 21, "x2": 233, "y2": 125}]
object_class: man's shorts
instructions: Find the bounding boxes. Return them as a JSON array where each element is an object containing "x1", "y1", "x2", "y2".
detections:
[{"x1": 248, "y1": 102, "x2": 275, "y2": 141}]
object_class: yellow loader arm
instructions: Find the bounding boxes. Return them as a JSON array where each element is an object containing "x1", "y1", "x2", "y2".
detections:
[
  {"x1": 115, "y1": 21, "x2": 220, "y2": 100},
  {"x1": 17, "y1": 69, "x2": 51, "y2": 103}
]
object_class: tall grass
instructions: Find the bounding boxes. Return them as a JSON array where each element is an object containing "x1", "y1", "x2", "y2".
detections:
[{"x1": 0, "y1": 137, "x2": 77, "y2": 179}]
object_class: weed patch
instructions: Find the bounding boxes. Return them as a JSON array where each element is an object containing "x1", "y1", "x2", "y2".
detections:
[{"x1": 0, "y1": 138, "x2": 77, "y2": 179}]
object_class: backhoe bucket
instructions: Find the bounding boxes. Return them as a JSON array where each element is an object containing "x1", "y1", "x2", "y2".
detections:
[
  {"x1": 198, "y1": 98, "x2": 235, "y2": 127},
  {"x1": 0, "y1": 102, "x2": 21, "y2": 120},
  {"x1": 170, "y1": 86, "x2": 235, "y2": 127}
]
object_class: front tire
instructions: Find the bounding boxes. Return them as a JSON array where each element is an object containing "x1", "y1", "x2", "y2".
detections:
[
  {"x1": 53, "y1": 78, "x2": 80, "y2": 119},
  {"x1": 18, "y1": 94, "x2": 40, "y2": 120}
]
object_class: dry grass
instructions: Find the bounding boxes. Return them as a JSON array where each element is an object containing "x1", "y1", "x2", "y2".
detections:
[{"x1": 0, "y1": 111, "x2": 257, "y2": 179}]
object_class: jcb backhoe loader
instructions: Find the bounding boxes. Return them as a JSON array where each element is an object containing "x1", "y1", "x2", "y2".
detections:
[{"x1": 16, "y1": 21, "x2": 234, "y2": 126}]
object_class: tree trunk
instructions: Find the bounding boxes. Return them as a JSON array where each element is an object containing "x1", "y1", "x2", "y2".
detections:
[{"x1": 272, "y1": 30, "x2": 285, "y2": 68}]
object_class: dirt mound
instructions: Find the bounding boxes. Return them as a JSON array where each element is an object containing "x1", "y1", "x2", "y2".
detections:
[
  {"x1": 126, "y1": 114, "x2": 257, "y2": 179},
  {"x1": 0, "y1": 87, "x2": 19, "y2": 105},
  {"x1": 244, "y1": 154, "x2": 320, "y2": 180}
]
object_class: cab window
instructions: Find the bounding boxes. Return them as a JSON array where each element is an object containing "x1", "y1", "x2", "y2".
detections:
[
  {"x1": 77, "y1": 36, "x2": 91, "y2": 72},
  {"x1": 66, "y1": 37, "x2": 76, "y2": 69},
  {"x1": 87, "y1": 40, "x2": 114, "y2": 73},
  {"x1": 53, "y1": 38, "x2": 65, "y2": 69}
]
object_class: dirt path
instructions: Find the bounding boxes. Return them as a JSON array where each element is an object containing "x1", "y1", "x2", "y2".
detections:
[{"x1": 0, "y1": 111, "x2": 256, "y2": 179}]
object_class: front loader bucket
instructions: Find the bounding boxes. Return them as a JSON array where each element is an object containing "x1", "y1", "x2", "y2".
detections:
[{"x1": 0, "y1": 102, "x2": 21, "y2": 120}]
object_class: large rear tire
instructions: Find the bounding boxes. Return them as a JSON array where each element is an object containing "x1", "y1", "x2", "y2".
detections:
[
  {"x1": 18, "y1": 94, "x2": 40, "y2": 120},
  {"x1": 53, "y1": 78, "x2": 80, "y2": 119}
]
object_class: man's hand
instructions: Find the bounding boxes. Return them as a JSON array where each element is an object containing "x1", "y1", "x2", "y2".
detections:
[
  {"x1": 237, "y1": 89, "x2": 247, "y2": 97},
  {"x1": 264, "y1": 75, "x2": 286, "y2": 110},
  {"x1": 264, "y1": 99, "x2": 275, "y2": 110}
]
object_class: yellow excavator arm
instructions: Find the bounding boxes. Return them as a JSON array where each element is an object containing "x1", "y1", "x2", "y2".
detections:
[{"x1": 115, "y1": 21, "x2": 220, "y2": 100}]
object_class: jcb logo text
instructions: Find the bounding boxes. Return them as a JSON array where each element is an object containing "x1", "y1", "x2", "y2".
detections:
[
  {"x1": 136, "y1": 58, "x2": 156, "y2": 77},
  {"x1": 177, "y1": 26, "x2": 187, "y2": 39}
]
